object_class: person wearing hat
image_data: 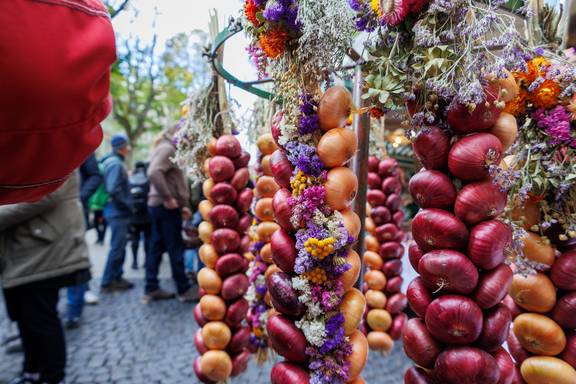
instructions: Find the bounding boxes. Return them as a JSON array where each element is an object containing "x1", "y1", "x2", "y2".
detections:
[{"x1": 100, "y1": 134, "x2": 134, "y2": 292}]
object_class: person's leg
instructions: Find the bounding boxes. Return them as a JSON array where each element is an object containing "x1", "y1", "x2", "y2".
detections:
[
  {"x1": 94, "y1": 210, "x2": 106, "y2": 244},
  {"x1": 145, "y1": 207, "x2": 164, "y2": 294},
  {"x1": 129, "y1": 224, "x2": 140, "y2": 269},
  {"x1": 160, "y1": 207, "x2": 191, "y2": 295},
  {"x1": 101, "y1": 217, "x2": 129, "y2": 287},
  {"x1": 143, "y1": 223, "x2": 152, "y2": 260},
  {"x1": 112, "y1": 217, "x2": 130, "y2": 282},
  {"x1": 66, "y1": 283, "x2": 87, "y2": 323}
]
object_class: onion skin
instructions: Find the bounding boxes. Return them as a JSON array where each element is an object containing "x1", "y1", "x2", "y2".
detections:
[
  {"x1": 385, "y1": 276, "x2": 403, "y2": 294},
  {"x1": 475, "y1": 304, "x2": 512, "y2": 353},
  {"x1": 341, "y1": 208, "x2": 361, "y2": 239},
  {"x1": 407, "y1": 277, "x2": 433, "y2": 318},
  {"x1": 194, "y1": 357, "x2": 217, "y2": 384},
  {"x1": 270, "y1": 149, "x2": 292, "y2": 189},
  {"x1": 502, "y1": 295, "x2": 524, "y2": 319},
  {"x1": 221, "y1": 274, "x2": 249, "y2": 301},
  {"x1": 236, "y1": 188, "x2": 254, "y2": 212},
  {"x1": 225, "y1": 298, "x2": 249, "y2": 327},
  {"x1": 468, "y1": 220, "x2": 512, "y2": 271},
  {"x1": 209, "y1": 205, "x2": 239, "y2": 229},
  {"x1": 272, "y1": 188, "x2": 296, "y2": 233},
  {"x1": 509, "y1": 273, "x2": 556, "y2": 313},
  {"x1": 267, "y1": 272, "x2": 306, "y2": 318},
  {"x1": 552, "y1": 292, "x2": 576, "y2": 330},
  {"x1": 209, "y1": 156, "x2": 236, "y2": 183},
  {"x1": 367, "y1": 331, "x2": 394, "y2": 352},
  {"x1": 368, "y1": 156, "x2": 380, "y2": 172},
  {"x1": 237, "y1": 214, "x2": 252, "y2": 233},
  {"x1": 270, "y1": 362, "x2": 310, "y2": 384},
  {"x1": 409, "y1": 169, "x2": 457, "y2": 209},
  {"x1": 371, "y1": 206, "x2": 392, "y2": 225},
  {"x1": 382, "y1": 259, "x2": 403, "y2": 277},
  {"x1": 409, "y1": 243, "x2": 425, "y2": 272},
  {"x1": 257, "y1": 133, "x2": 278, "y2": 155},
  {"x1": 368, "y1": 172, "x2": 382, "y2": 189},
  {"x1": 317, "y1": 127, "x2": 358, "y2": 167},
  {"x1": 375, "y1": 223, "x2": 399, "y2": 242},
  {"x1": 215, "y1": 253, "x2": 246, "y2": 278},
  {"x1": 324, "y1": 167, "x2": 358, "y2": 211},
  {"x1": 340, "y1": 288, "x2": 367, "y2": 335},
  {"x1": 435, "y1": 347, "x2": 501, "y2": 384},
  {"x1": 365, "y1": 289, "x2": 387, "y2": 309},
  {"x1": 256, "y1": 175, "x2": 280, "y2": 198},
  {"x1": 194, "y1": 304, "x2": 208, "y2": 327},
  {"x1": 489, "y1": 112, "x2": 518, "y2": 151},
  {"x1": 561, "y1": 334, "x2": 576, "y2": 369},
  {"x1": 231, "y1": 350, "x2": 251, "y2": 377},
  {"x1": 412, "y1": 208, "x2": 469, "y2": 252},
  {"x1": 340, "y1": 250, "x2": 361, "y2": 292},
  {"x1": 318, "y1": 86, "x2": 352, "y2": 131},
  {"x1": 520, "y1": 232, "x2": 555, "y2": 270},
  {"x1": 200, "y1": 350, "x2": 233, "y2": 382},
  {"x1": 447, "y1": 89, "x2": 501, "y2": 134},
  {"x1": 419, "y1": 249, "x2": 479, "y2": 294},
  {"x1": 404, "y1": 367, "x2": 435, "y2": 384},
  {"x1": 403, "y1": 318, "x2": 443, "y2": 369},
  {"x1": 550, "y1": 251, "x2": 576, "y2": 290},
  {"x1": 493, "y1": 347, "x2": 515, "y2": 384},
  {"x1": 379, "y1": 242, "x2": 402, "y2": 260},
  {"x1": 228, "y1": 326, "x2": 251, "y2": 356},
  {"x1": 367, "y1": 189, "x2": 386, "y2": 206},
  {"x1": 425, "y1": 295, "x2": 484, "y2": 345},
  {"x1": 266, "y1": 315, "x2": 307, "y2": 362},
  {"x1": 378, "y1": 158, "x2": 398, "y2": 177},
  {"x1": 210, "y1": 183, "x2": 238, "y2": 205},
  {"x1": 448, "y1": 133, "x2": 503, "y2": 181},
  {"x1": 216, "y1": 134, "x2": 241, "y2": 158},
  {"x1": 386, "y1": 293, "x2": 407, "y2": 315},
  {"x1": 382, "y1": 176, "x2": 402, "y2": 195},
  {"x1": 386, "y1": 193, "x2": 402, "y2": 211},
  {"x1": 507, "y1": 330, "x2": 531, "y2": 365},
  {"x1": 233, "y1": 151, "x2": 250, "y2": 169},
  {"x1": 513, "y1": 313, "x2": 567, "y2": 356},
  {"x1": 520, "y1": 356, "x2": 576, "y2": 384},
  {"x1": 202, "y1": 321, "x2": 231, "y2": 350},
  {"x1": 389, "y1": 313, "x2": 407, "y2": 341},
  {"x1": 364, "y1": 251, "x2": 383, "y2": 270},
  {"x1": 471, "y1": 264, "x2": 513, "y2": 309},
  {"x1": 211, "y1": 228, "x2": 241, "y2": 254},
  {"x1": 455, "y1": 181, "x2": 507, "y2": 226},
  {"x1": 270, "y1": 228, "x2": 297, "y2": 274},
  {"x1": 413, "y1": 126, "x2": 451, "y2": 170},
  {"x1": 195, "y1": 329, "x2": 209, "y2": 355},
  {"x1": 347, "y1": 330, "x2": 369, "y2": 381}
]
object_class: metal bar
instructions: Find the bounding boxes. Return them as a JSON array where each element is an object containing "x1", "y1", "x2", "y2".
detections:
[{"x1": 351, "y1": 63, "x2": 370, "y2": 290}]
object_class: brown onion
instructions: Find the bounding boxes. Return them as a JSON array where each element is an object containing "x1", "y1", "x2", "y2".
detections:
[
  {"x1": 407, "y1": 277, "x2": 433, "y2": 318},
  {"x1": 365, "y1": 289, "x2": 387, "y2": 309},
  {"x1": 552, "y1": 292, "x2": 576, "y2": 330},
  {"x1": 194, "y1": 357, "x2": 217, "y2": 384},
  {"x1": 318, "y1": 86, "x2": 352, "y2": 131},
  {"x1": 340, "y1": 288, "x2": 366, "y2": 335},
  {"x1": 200, "y1": 350, "x2": 233, "y2": 382},
  {"x1": 255, "y1": 197, "x2": 274, "y2": 222},
  {"x1": 509, "y1": 273, "x2": 556, "y2": 313},
  {"x1": 425, "y1": 295, "x2": 484, "y2": 345},
  {"x1": 209, "y1": 156, "x2": 236, "y2": 182},
  {"x1": 403, "y1": 318, "x2": 442, "y2": 369},
  {"x1": 471, "y1": 264, "x2": 513, "y2": 309},
  {"x1": 364, "y1": 251, "x2": 383, "y2": 270},
  {"x1": 256, "y1": 175, "x2": 280, "y2": 198},
  {"x1": 435, "y1": 347, "x2": 500, "y2": 384},
  {"x1": 476, "y1": 304, "x2": 512, "y2": 352},
  {"x1": 513, "y1": 313, "x2": 566, "y2": 356},
  {"x1": 325, "y1": 167, "x2": 358, "y2": 211},
  {"x1": 448, "y1": 133, "x2": 502, "y2": 181},
  {"x1": 267, "y1": 315, "x2": 307, "y2": 362},
  {"x1": 412, "y1": 209, "x2": 469, "y2": 252},
  {"x1": 447, "y1": 89, "x2": 501, "y2": 134},
  {"x1": 272, "y1": 188, "x2": 296, "y2": 233},
  {"x1": 520, "y1": 356, "x2": 576, "y2": 384},
  {"x1": 198, "y1": 200, "x2": 213, "y2": 221},
  {"x1": 409, "y1": 169, "x2": 457, "y2": 209},
  {"x1": 209, "y1": 205, "x2": 239, "y2": 229},
  {"x1": 207, "y1": 137, "x2": 218, "y2": 156},
  {"x1": 550, "y1": 251, "x2": 576, "y2": 290},
  {"x1": 489, "y1": 112, "x2": 518, "y2": 151},
  {"x1": 270, "y1": 362, "x2": 310, "y2": 384},
  {"x1": 261, "y1": 155, "x2": 272, "y2": 175},
  {"x1": 340, "y1": 250, "x2": 361, "y2": 291},
  {"x1": 269, "y1": 149, "x2": 292, "y2": 189},
  {"x1": 257, "y1": 222, "x2": 280, "y2": 242},
  {"x1": 521, "y1": 232, "x2": 555, "y2": 270},
  {"x1": 468, "y1": 220, "x2": 512, "y2": 270},
  {"x1": 202, "y1": 321, "x2": 231, "y2": 350},
  {"x1": 271, "y1": 228, "x2": 297, "y2": 274},
  {"x1": 257, "y1": 133, "x2": 278, "y2": 155},
  {"x1": 216, "y1": 134, "x2": 241, "y2": 158},
  {"x1": 365, "y1": 270, "x2": 387, "y2": 291},
  {"x1": 367, "y1": 331, "x2": 394, "y2": 352},
  {"x1": 317, "y1": 127, "x2": 358, "y2": 167},
  {"x1": 198, "y1": 268, "x2": 222, "y2": 295},
  {"x1": 455, "y1": 181, "x2": 507, "y2": 225},
  {"x1": 210, "y1": 183, "x2": 238, "y2": 205},
  {"x1": 200, "y1": 295, "x2": 227, "y2": 321},
  {"x1": 347, "y1": 330, "x2": 369, "y2": 380},
  {"x1": 341, "y1": 208, "x2": 361, "y2": 238},
  {"x1": 413, "y1": 126, "x2": 451, "y2": 170},
  {"x1": 419, "y1": 249, "x2": 479, "y2": 294}
]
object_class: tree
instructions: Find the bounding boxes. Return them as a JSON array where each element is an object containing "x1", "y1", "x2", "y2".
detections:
[{"x1": 104, "y1": 0, "x2": 130, "y2": 18}]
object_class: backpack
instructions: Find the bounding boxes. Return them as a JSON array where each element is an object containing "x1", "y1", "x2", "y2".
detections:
[
  {"x1": 129, "y1": 170, "x2": 150, "y2": 216},
  {"x1": 88, "y1": 162, "x2": 109, "y2": 211}
]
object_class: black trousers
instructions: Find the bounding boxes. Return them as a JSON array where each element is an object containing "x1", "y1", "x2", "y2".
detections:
[
  {"x1": 129, "y1": 222, "x2": 151, "y2": 265},
  {"x1": 4, "y1": 282, "x2": 66, "y2": 384}
]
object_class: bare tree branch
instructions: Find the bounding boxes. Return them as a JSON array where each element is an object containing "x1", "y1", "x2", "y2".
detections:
[{"x1": 110, "y1": 0, "x2": 129, "y2": 19}]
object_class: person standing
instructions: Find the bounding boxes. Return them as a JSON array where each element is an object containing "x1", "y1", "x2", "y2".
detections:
[
  {"x1": 0, "y1": 173, "x2": 91, "y2": 384},
  {"x1": 128, "y1": 161, "x2": 151, "y2": 269},
  {"x1": 145, "y1": 127, "x2": 197, "y2": 303},
  {"x1": 100, "y1": 134, "x2": 134, "y2": 293}
]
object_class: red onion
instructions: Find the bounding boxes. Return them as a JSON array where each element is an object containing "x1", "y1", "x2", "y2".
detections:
[
  {"x1": 270, "y1": 362, "x2": 310, "y2": 384},
  {"x1": 468, "y1": 220, "x2": 512, "y2": 270},
  {"x1": 386, "y1": 293, "x2": 408, "y2": 315},
  {"x1": 448, "y1": 133, "x2": 502, "y2": 181},
  {"x1": 221, "y1": 274, "x2": 249, "y2": 301},
  {"x1": 493, "y1": 347, "x2": 515, "y2": 384},
  {"x1": 418, "y1": 249, "x2": 479, "y2": 294},
  {"x1": 371, "y1": 206, "x2": 392, "y2": 225},
  {"x1": 233, "y1": 150, "x2": 251, "y2": 169},
  {"x1": 271, "y1": 112, "x2": 283, "y2": 147},
  {"x1": 386, "y1": 276, "x2": 403, "y2": 294},
  {"x1": 367, "y1": 189, "x2": 387, "y2": 206},
  {"x1": 225, "y1": 298, "x2": 249, "y2": 327},
  {"x1": 210, "y1": 183, "x2": 238, "y2": 205},
  {"x1": 375, "y1": 223, "x2": 399, "y2": 242},
  {"x1": 413, "y1": 126, "x2": 451, "y2": 170},
  {"x1": 209, "y1": 156, "x2": 236, "y2": 182},
  {"x1": 407, "y1": 277, "x2": 433, "y2": 318},
  {"x1": 216, "y1": 134, "x2": 241, "y2": 158},
  {"x1": 412, "y1": 209, "x2": 469, "y2": 252},
  {"x1": 194, "y1": 304, "x2": 208, "y2": 327},
  {"x1": 237, "y1": 214, "x2": 252, "y2": 233},
  {"x1": 425, "y1": 295, "x2": 483, "y2": 345},
  {"x1": 228, "y1": 327, "x2": 251, "y2": 356},
  {"x1": 235, "y1": 188, "x2": 254, "y2": 212},
  {"x1": 404, "y1": 367, "x2": 434, "y2": 384},
  {"x1": 475, "y1": 304, "x2": 512, "y2": 353},
  {"x1": 455, "y1": 181, "x2": 507, "y2": 226},
  {"x1": 447, "y1": 90, "x2": 501, "y2": 134},
  {"x1": 561, "y1": 334, "x2": 576, "y2": 369},
  {"x1": 393, "y1": 210, "x2": 405, "y2": 225},
  {"x1": 231, "y1": 351, "x2": 251, "y2": 377},
  {"x1": 211, "y1": 228, "x2": 241, "y2": 254},
  {"x1": 272, "y1": 188, "x2": 296, "y2": 233},
  {"x1": 240, "y1": 234, "x2": 251, "y2": 254},
  {"x1": 471, "y1": 264, "x2": 513, "y2": 309},
  {"x1": 386, "y1": 193, "x2": 402, "y2": 211},
  {"x1": 215, "y1": 253, "x2": 246, "y2": 278},
  {"x1": 435, "y1": 347, "x2": 500, "y2": 384},
  {"x1": 506, "y1": 331, "x2": 531, "y2": 364},
  {"x1": 209, "y1": 205, "x2": 239, "y2": 229},
  {"x1": 266, "y1": 315, "x2": 307, "y2": 362},
  {"x1": 368, "y1": 155, "x2": 380, "y2": 172},
  {"x1": 271, "y1": 228, "x2": 297, "y2": 274},
  {"x1": 382, "y1": 176, "x2": 402, "y2": 195},
  {"x1": 378, "y1": 158, "x2": 398, "y2": 177},
  {"x1": 270, "y1": 149, "x2": 292, "y2": 189},
  {"x1": 368, "y1": 172, "x2": 382, "y2": 189},
  {"x1": 409, "y1": 169, "x2": 457, "y2": 209},
  {"x1": 394, "y1": 229, "x2": 406, "y2": 242},
  {"x1": 552, "y1": 291, "x2": 576, "y2": 329},
  {"x1": 194, "y1": 357, "x2": 217, "y2": 384},
  {"x1": 502, "y1": 295, "x2": 524, "y2": 319},
  {"x1": 382, "y1": 259, "x2": 403, "y2": 277},
  {"x1": 403, "y1": 318, "x2": 443, "y2": 369},
  {"x1": 195, "y1": 329, "x2": 208, "y2": 355},
  {"x1": 390, "y1": 313, "x2": 407, "y2": 340},
  {"x1": 230, "y1": 168, "x2": 250, "y2": 190},
  {"x1": 510, "y1": 366, "x2": 525, "y2": 384},
  {"x1": 267, "y1": 272, "x2": 306, "y2": 318},
  {"x1": 550, "y1": 251, "x2": 576, "y2": 290},
  {"x1": 409, "y1": 243, "x2": 424, "y2": 272},
  {"x1": 379, "y1": 241, "x2": 403, "y2": 260}
]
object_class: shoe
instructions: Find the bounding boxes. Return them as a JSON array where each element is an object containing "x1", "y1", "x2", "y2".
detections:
[
  {"x1": 114, "y1": 278, "x2": 134, "y2": 290},
  {"x1": 178, "y1": 286, "x2": 200, "y2": 303},
  {"x1": 84, "y1": 291, "x2": 99, "y2": 305},
  {"x1": 65, "y1": 319, "x2": 81, "y2": 330},
  {"x1": 100, "y1": 279, "x2": 134, "y2": 293},
  {"x1": 142, "y1": 289, "x2": 176, "y2": 304}
]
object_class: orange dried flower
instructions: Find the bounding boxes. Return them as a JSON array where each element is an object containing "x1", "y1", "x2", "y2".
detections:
[
  {"x1": 514, "y1": 57, "x2": 550, "y2": 86},
  {"x1": 371, "y1": 107, "x2": 385, "y2": 119},
  {"x1": 244, "y1": 0, "x2": 260, "y2": 26},
  {"x1": 567, "y1": 95, "x2": 576, "y2": 121},
  {"x1": 532, "y1": 79, "x2": 561, "y2": 109},
  {"x1": 504, "y1": 90, "x2": 528, "y2": 116},
  {"x1": 259, "y1": 28, "x2": 289, "y2": 59}
]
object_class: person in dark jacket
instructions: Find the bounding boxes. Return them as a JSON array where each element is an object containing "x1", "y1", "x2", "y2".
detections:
[
  {"x1": 0, "y1": 173, "x2": 91, "y2": 384},
  {"x1": 128, "y1": 161, "x2": 151, "y2": 269},
  {"x1": 100, "y1": 134, "x2": 134, "y2": 292}
]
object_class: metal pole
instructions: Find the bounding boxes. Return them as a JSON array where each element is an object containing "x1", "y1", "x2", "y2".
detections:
[{"x1": 351, "y1": 62, "x2": 370, "y2": 290}]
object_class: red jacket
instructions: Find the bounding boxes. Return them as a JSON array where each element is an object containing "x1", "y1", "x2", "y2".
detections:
[{"x1": 0, "y1": 0, "x2": 116, "y2": 204}]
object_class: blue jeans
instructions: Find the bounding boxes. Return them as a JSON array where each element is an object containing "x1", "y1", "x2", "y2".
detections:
[
  {"x1": 101, "y1": 217, "x2": 130, "y2": 286},
  {"x1": 67, "y1": 282, "x2": 87, "y2": 321},
  {"x1": 184, "y1": 248, "x2": 203, "y2": 274},
  {"x1": 146, "y1": 206, "x2": 191, "y2": 294}
]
